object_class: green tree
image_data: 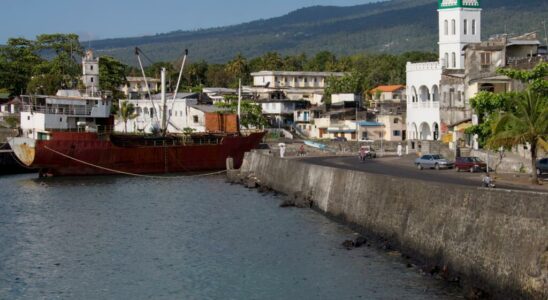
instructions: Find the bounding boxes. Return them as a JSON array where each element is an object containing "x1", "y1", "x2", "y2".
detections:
[
  {"x1": 306, "y1": 51, "x2": 337, "y2": 71},
  {"x1": 225, "y1": 53, "x2": 249, "y2": 86},
  {"x1": 117, "y1": 101, "x2": 138, "y2": 133},
  {"x1": 282, "y1": 53, "x2": 307, "y2": 71},
  {"x1": 0, "y1": 38, "x2": 42, "y2": 95},
  {"x1": 466, "y1": 62, "x2": 548, "y2": 182},
  {"x1": 487, "y1": 91, "x2": 547, "y2": 183},
  {"x1": 216, "y1": 101, "x2": 267, "y2": 129},
  {"x1": 324, "y1": 72, "x2": 363, "y2": 104},
  {"x1": 24, "y1": 34, "x2": 83, "y2": 94},
  {"x1": 144, "y1": 62, "x2": 177, "y2": 91},
  {"x1": 258, "y1": 52, "x2": 283, "y2": 71},
  {"x1": 206, "y1": 64, "x2": 231, "y2": 87},
  {"x1": 99, "y1": 56, "x2": 128, "y2": 99},
  {"x1": 467, "y1": 62, "x2": 548, "y2": 146},
  {"x1": 185, "y1": 60, "x2": 208, "y2": 87}
]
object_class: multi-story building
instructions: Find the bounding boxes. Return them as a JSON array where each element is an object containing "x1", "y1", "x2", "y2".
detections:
[
  {"x1": 120, "y1": 77, "x2": 161, "y2": 98},
  {"x1": 406, "y1": 0, "x2": 481, "y2": 142},
  {"x1": 369, "y1": 85, "x2": 406, "y2": 115},
  {"x1": 446, "y1": 32, "x2": 544, "y2": 147},
  {"x1": 250, "y1": 71, "x2": 345, "y2": 103}
]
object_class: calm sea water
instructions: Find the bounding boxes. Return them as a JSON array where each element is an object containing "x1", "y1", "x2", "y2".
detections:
[{"x1": 0, "y1": 174, "x2": 461, "y2": 300}]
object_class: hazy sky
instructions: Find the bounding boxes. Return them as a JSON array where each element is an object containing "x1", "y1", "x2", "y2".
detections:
[{"x1": 1, "y1": 0, "x2": 376, "y2": 43}]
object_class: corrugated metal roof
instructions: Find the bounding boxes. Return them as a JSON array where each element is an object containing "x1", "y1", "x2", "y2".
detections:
[{"x1": 357, "y1": 121, "x2": 384, "y2": 127}]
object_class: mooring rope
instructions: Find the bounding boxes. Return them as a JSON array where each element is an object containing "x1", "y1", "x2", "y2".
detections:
[{"x1": 44, "y1": 145, "x2": 227, "y2": 179}]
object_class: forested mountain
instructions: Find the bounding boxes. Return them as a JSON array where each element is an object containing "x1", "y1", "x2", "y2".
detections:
[{"x1": 66, "y1": 0, "x2": 548, "y2": 64}]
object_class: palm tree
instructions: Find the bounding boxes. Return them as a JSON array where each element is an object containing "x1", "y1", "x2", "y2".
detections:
[
  {"x1": 487, "y1": 91, "x2": 548, "y2": 183},
  {"x1": 118, "y1": 101, "x2": 138, "y2": 133}
]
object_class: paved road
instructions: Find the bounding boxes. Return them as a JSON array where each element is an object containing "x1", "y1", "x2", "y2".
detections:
[{"x1": 300, "y1": 155, "x2": 546, "y2": 193}]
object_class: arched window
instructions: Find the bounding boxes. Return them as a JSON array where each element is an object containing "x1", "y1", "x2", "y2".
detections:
[
  {"x1": 452, "y1": 52, "x2": 456, "y2": 68},
  {"x1": 463, "y1": 19, "x2": 468, "y2": 35},
  {"x1": 144, "y1": 107, "x2": 149, "y2": 116},
  {"x1": 444, "y1": 20, "x2": 449, "y2": 35},
  {"x1": 150, "y1": 108, "x2": 155, "y2": 118},
  {"x1": 472, "y1": 19, "x2": 476, "y2": 35},
  {"x1": 451, "y1": 19, "x2": 456, "y2": 35},
  {"x1": 444, "y1": 53, "x2": 449, "y2": 68}
]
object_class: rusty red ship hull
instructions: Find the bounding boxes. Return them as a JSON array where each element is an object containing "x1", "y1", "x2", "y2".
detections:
[{"x1": 9, "y1": 131, "x2": 265, "y2": 176}]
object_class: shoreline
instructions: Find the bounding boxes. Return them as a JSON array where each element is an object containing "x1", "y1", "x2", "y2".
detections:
[{"x1": 227, "y1": 151, "x2": 548, "y2": 300}]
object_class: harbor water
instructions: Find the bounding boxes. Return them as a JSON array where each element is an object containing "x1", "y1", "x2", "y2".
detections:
[{"x1": 0, "y1": 174, "x2": 461, "y2": 299}]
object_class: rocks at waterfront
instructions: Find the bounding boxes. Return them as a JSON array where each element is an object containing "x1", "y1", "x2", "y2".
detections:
[
  {"x1": 341, "y1": 236, "x2": 368, "y2": 250},
  {"x1": 279, "y1": 192, "x2": 313, "y2": 209}
]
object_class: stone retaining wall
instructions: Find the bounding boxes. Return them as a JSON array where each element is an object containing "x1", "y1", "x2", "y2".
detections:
[{"x1": 238, "y1": 151, "x2": 548, "y2": 299}]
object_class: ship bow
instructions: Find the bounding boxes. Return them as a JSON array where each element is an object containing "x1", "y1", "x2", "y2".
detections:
[{"x1": 8, "y1": 137, "x2": 36, "y2": 167}]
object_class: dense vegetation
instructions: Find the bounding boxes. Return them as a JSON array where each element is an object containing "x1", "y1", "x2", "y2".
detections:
[
  {"x1": 0, "y1": 31, "x2": 436, "y2": 99},
  {"x1": 467, "y1": 63, "x2": 548, "y2": 183},
  {"x1": 88, "y1": 0, "x2": 548, "y2": 64},
  {"x1": 127, "y1": 50, "x2": 437, "y2": 97}
]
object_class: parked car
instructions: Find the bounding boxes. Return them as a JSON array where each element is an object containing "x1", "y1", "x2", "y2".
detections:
[
  {"x1": 415, "y1": 154, "x2": 454, "y2": 170},
  {"x1": 359, "y1": 145, "x2": 376, "y2": 160},
  {"x1": 332, "y1": 137, "x2": 347, "y2": 142},
  {"x1": 455, "y1": 157, "x2": 487, "y2": 173},
  {"x1": 536, "y1": 158, "x2": 548, "y2": 176}
]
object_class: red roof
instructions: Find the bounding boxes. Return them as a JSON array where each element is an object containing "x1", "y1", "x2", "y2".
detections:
[{"x1": 370, "y1": 85, "x2": 405, "y2": 93}]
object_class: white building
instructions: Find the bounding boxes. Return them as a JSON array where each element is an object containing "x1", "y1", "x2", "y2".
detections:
[
  {"x1": 406, "y1": 0, "x2": 481, "y2": 141},
  {"x1": 82, "y1": 49, "x2": 99, "y2": 93},
  {"x1": 120, "y1": 77, "x2": 161, "y2": 98},
  {"x1": 250, "y1": 71, "x2": 345, "y2": 104},
  {"x1": 116, "y1": 93, "x2": 202, "y2": 134}
]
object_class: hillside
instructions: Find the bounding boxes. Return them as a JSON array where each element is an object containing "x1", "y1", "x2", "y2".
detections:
[{"x1": 92, "y1": 0, "x2": 548, "y2": 64}]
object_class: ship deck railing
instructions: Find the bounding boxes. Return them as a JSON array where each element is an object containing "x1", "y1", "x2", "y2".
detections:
[{"x1": 22, "y1": 105, "x2": 94, "y2": 116}]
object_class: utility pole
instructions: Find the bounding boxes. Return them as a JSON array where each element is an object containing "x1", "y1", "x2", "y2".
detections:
[
  {"x1": 161, "y1": 68, "x2": 167, "y2": 134},
  {"x1": 355, "y1": 95, "x2": 359, "y2": 142},
  {"x1": 543, "y1": 20, "x2": 548, "y2": 46}
]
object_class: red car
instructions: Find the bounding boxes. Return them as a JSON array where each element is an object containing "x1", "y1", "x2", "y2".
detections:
[{"x1": 455, "y1": 157, "x2": 487, "y2": 173}]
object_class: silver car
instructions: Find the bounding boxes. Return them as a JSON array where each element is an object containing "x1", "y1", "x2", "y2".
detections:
[{"x1": 415, "y1": 154, "x2": 454, "y2": 170}]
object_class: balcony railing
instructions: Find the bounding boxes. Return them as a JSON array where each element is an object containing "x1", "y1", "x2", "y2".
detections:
[{"x1": 22, "y1": 105, "x2": 94, "y2": 116}]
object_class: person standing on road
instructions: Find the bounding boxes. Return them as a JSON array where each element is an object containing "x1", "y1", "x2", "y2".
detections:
[
  {"x1": 278, "y1": 143, "x2": 286, "y2": 158},
  {"x1": 482, "y1": 173, "x2": 493, "y2": 188},
  {"x1": 397, "y1": 143, "x2": 403, "y2": 157},
  {"x1": 298, "y1": 144, "x2": 306, "y2": 157}
]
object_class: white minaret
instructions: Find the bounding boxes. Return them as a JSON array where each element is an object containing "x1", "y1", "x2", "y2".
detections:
[
  {"x1": 82, "y1": 49, "x2": 99, "y2": 91},
  {"x1": 438, "y1": 0, "x2": 481, "y2": 69}
]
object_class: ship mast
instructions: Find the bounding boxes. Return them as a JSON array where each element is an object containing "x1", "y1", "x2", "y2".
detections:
[{"x1": 161, "y1": 68, "x2": 167, "y2": 135}]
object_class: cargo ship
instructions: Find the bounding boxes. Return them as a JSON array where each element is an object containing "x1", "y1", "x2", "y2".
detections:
[
  {"x1": 9, "y1": 50, "x2": 265, "y2": 176},
  {"x1": 9, "y1": 131, "x2": 264, "y2": 176}
]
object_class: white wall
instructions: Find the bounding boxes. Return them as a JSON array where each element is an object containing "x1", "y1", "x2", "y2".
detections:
[
  {"x1": 406, "y1": 63, "x2": 443, "y2": 141},
  {"x1": 117, "y1": 98, "x2": 203, "y2": 133},
  {"x1": 438, "y1": 8, "x2": 481, "y2": 69}
]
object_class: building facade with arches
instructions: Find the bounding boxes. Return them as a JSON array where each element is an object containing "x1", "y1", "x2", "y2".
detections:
[{"x1": 406, "y1": 0, "x2": 481, "y2": 141}]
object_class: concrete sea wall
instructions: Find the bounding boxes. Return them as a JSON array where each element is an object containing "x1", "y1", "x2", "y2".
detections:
[{"x1": 239, "y1": 151, "x2": 548, "y2": 299}]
